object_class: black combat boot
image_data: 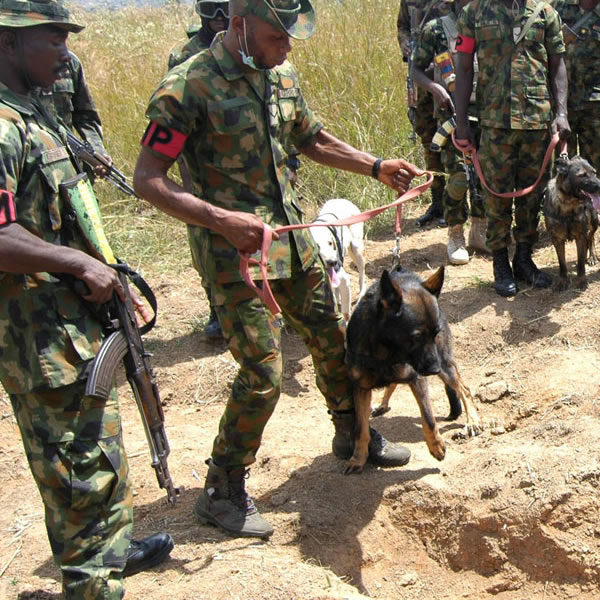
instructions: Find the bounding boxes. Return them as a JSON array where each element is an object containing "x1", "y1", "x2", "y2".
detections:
[
  {"x1": 195, "y1": 459, "x2": 274, "y2": 539},
  {"x1": 492, "y1": 248, "x2": 517, "y2": 297},
  {"x1": 330, "y1": 410, "x2": 411, "y2": 467},
  {"x1": 204, "y1": 306, "x2": 223, "y2": 339},
  {"x1": 512, "y1": 242, "x2": 552, "y2": 288},
  {"x1": 123, "y1": 533, "x2": 174, "y2": 577},
  {"x1": 416, "y1": 186, "x2": 447, "y2": 227}
]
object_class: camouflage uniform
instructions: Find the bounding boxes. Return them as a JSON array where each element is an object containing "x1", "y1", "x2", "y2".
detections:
[
  {"x1": 412, "y1": 10, "x2": 485, "y2": 226},
  {"x1": 552, "y1": 0, "x2": 600, "y2": 171},
  {"x1": 457, "y1": 0, "x2": 565, "y2": 251},
  {"x1": 168, "y1": 24, "x2": 215, "y2": 69},
  {"x1": 0, "y1": 6, "x2": 132, "y2": 598},
  {"x1": 37, "y1": 51, "x2": 106, "y2": 155},
  {"x1": 144, "y1": 32, "x2": 352, "y2": 469},
  {"x1": 397, "y1": 0, "x2": 450, "y2": 203}
]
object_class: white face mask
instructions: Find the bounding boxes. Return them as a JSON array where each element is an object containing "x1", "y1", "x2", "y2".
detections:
[{"x1": 237, "y1": 17, "x2": 268, "y2": 71}]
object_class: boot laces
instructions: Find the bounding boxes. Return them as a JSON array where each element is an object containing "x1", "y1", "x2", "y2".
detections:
[{"x1": 228, "y1": 469, "x2": 257, "y2": 515}]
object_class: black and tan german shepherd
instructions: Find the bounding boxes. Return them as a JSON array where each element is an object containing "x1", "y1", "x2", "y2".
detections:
[
  {"x1": 543, "y1": 155, "x2": 600, "y2": 291},
  {"x1": 344, "y1": 265, "x2": 481, "y2": 474}
]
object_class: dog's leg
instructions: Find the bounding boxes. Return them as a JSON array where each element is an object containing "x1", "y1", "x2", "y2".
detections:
[
  {"x1": 552, "y1": 238, "x2": 570, "y2": 291},
  {"x1": 439, "y1": 363, "x2": 482, "y2": 437},
  {"x1": 444, "y1": 384, "x2": 462, "y2": 421},
  {"x1": 409, "y1": 377, "x2": 445, "y2": 461},
  {"x1": 349, "y1": 243, "x2": 366, "y2": 301},
  {"x1": 371, "y1": 383, "x2": 396, "y2": 417},
  {"x1": 587, "y1": 231, "x2": 597, "y2": 266},
  {"x1": 345, "y1": 387, "x2": 372, "y2": 474},
  {"x1": 575, "y1": 234, "x2": 589, "y2": 290},
  {"x1": 338, "y1": 271, "x2": 351, "y2": 322}
]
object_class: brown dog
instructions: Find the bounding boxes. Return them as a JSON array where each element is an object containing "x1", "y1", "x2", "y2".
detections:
[
  {"x1": 543, "y1": 155, "x2": 600, "y2": 291},
  {"x1": 344, "y1": 265, "x2": 481, "y2": 474}
]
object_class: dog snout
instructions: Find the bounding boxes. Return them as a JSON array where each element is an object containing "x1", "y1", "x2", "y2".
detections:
[{"x1": 416, "y1": 347, "x2": 442, "y2": 376}]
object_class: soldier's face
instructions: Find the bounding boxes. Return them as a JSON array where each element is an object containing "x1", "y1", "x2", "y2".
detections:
[
  {"x1": 244, "y1": 15, "x2": 292, "y2": 69},
  {"x1": 19, "y1": 25, "x2": 70, "y2": 89}
]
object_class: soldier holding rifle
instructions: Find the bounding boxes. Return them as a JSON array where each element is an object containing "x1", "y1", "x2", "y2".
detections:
[{"x1": 0, "y1": 1, "x2": 173, "y2": 597}]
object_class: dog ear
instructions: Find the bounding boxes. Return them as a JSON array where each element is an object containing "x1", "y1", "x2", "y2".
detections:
[
  {"x1": 422, "y1": 266, "x2": 445, "y2": 297},
  {"x1": 379, "y1": 269, "x2": 403, "y2": 310}
]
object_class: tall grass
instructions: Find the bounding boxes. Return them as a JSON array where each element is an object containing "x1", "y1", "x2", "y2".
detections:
[{"x1": 67, "y1": 0, "x2": 424, "y2": 274}]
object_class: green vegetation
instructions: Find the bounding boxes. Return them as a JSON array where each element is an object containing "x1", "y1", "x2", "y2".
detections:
[{"x1": 68, "y1": 0, "x2": 424, "y2": 274}]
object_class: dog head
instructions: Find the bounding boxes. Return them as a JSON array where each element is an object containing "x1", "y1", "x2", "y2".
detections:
[
  {"x1": 555, "y1": 155, "x2": 600, "y2": 211},
  {"x1": 376, "y1": 265, "x2": 445, "y2": 376},
  {"x1": 311, "y1": 225, "x2": 342, "y2": 287}
]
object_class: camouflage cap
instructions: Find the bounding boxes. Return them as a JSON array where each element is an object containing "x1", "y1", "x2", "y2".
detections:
[
  {"x1": 238, "y1": 0, "x2": 315, "y2": 40},
  {"x1": 0, "y1": 0, "x2": 84, "y2": 32}
]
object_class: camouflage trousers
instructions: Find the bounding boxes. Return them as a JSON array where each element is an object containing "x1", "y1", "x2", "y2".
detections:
[
  {"x1": 477, "y1": 127, "x2": 551, "y2": 251},
  {"x1": 566, "y1": 103, "x2": 600, "y2": 172},
  {"x1": 414, "y1": 92, "x2": 445, "y2": 196},
  {"x1": 210, "y1": 255, "x2": 352, "y2": 468},
  {"x1": 439, "y1": 139, "x2": 485, "y2": 227},
  {"x1": 10, "y1": 381, "x2": 133, "y2": 600}
]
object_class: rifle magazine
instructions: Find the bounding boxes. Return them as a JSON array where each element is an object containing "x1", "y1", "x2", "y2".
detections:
[{"x1": 85, "y1": 330, "x2": 128, "y2": 400}]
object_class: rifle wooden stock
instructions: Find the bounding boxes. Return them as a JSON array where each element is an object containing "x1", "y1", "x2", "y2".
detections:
[{"x1": 84, "y1": 267, "x2": 181, "y2": 504}]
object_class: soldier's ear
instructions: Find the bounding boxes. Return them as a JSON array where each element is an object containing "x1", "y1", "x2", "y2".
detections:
[{"x1": 0, "y1": 29, "x2": 18, "y2": 55}]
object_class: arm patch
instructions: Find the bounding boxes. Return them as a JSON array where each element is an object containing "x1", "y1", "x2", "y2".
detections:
[
  {"x1": 456, "y1": 35, "x2": 476, "y2": 54},
  {"x1": 141, "y1": 121, "x2": 187, "y2": 159},
  {"x1": 0, "y1": 190, "x2": 16, "y2": 226}
]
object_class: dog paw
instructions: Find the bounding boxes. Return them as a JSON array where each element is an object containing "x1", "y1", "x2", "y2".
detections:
[
  {"x1": 344, "y1": 460, "x2": 366, "y2": 475},
  {"x1": 553, "y1": 277, "x2": 570, "y2": 292},
  {"x1": 575, "y1": 276, "x2": 588, "y2": 290},
  {"x1": 371, "y1": 405, "x2": 391, "y2": 417},
  {"x1": 427, "y1": 440, "x2": 446, "y2": 461}
]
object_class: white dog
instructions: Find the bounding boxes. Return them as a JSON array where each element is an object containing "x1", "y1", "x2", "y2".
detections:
[{"x1": 310, "y1": 198, "x2": 366, "y2": 321}]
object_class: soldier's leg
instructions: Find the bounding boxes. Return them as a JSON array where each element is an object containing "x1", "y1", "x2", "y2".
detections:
[
  {"x1": 478, "y1": 127, "x2": 518, "y2": 296},
  {"x1": 10, "y1": 383, "x2": 132, "y2": 600},
  {"x1": 575, "y1": 104, "x2": 600, "y2": 173},
  {"x1": 275, "y1": 257, "x2": 410, "y2": 468},
  {"x1": 441, "y1": 146, "x2": 469, "y2": 264},
  {"x1": 415, "y1": 93, "x2": 446, "y2": 227},
  {"x1": 511, "y1": 129, "x2": 552, "y2": 288},
  {"x1": 198, "y1": 284, "x2": 282, "y2": 538}
]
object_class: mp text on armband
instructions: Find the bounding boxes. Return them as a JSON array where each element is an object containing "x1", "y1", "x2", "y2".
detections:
[
  {"x1": 141, "y1": 121, "x2": 187, "y2": 159},
  {"x1": 0, "y1": 190, "x2": 16, "y2": 226}
]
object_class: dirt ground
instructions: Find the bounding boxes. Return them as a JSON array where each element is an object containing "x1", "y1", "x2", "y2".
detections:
[{"x1": 3, "y1": 202, "x2": 600, "y2": 600}]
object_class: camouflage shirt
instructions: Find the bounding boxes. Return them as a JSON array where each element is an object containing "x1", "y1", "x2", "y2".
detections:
[
  {"x1": 412, "y1": 10, "x2": 479, "y2": 118},
  {"x1": 167, "y1": 25, "x2": 214, "y2": 70},
  {"x1": 552, "y1": 0, "x2": 600, "y2": 110},
  {"x1": 0, "y1": 83, "x2": 104, "y2": 394},
  {"x1": 144, "y1": 32, "x2": 321, "y2": 285},
  {"x1": 397, "y1": 0, "x2": 452, "y2": 49},
  {"x1": 37, "y1": 52, "x2": 106, "y2": 154},
  {"x1": 457, "y1": 0, "x2": 565, "y2": 130}
]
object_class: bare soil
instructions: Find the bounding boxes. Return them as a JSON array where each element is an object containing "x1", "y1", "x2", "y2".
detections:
[{"x1": 3, "y1": 204, "x2": 600, "y2": 600}]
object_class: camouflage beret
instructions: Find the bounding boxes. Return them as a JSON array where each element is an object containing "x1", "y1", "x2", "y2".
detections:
[
  {"x1": 238, "y1": 0, "x2": 315, "y2": 40},
  {"x1": 0, "y1": 0, "x2": 84, "y2": 32}
]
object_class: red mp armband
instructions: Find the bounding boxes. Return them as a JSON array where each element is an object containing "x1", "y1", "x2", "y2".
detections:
[
  {"x1": 0, "y1": 190, "x2": 16, "y2": 226},
  {"x1": 141, "y1": 121, "x2": 187, "y2": 159},
  {"x1": 456, "y1": 35, "x2": 475, "y2": 54}
]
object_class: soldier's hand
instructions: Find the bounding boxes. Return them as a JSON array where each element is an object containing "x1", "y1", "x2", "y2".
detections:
[
  {"x1": 454, "y1": 122, "x2": 475, "y2": 152},
  {"x1": 431, "y1": 83, "x2": 455, "y2": 113},
  {"x1": 217, "y1": 211, "x2": 280, "y2": 254},
  {"x1": 94, "y1": 154, "x2": 113, "y2": 179},
  {"x1": 76, "y1": 256, "x2": 125, "y2": 305},
  {"x1": 378, "y1": 159, "x2": 425, "y2": 193},
  {"x1": 552, "y1": 114, "x2": 571, "y2": 141},
  {"x1": 130, "y1": 288, "x2": 153, "y2": 326}
]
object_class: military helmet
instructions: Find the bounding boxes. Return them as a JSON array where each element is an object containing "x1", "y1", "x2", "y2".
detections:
[
  {"x1": 0, "y1": 0, "x2": 83, "y2": 32},
  {"x1": 237, "y1": 0, "x2": 315, "y2": 40}
]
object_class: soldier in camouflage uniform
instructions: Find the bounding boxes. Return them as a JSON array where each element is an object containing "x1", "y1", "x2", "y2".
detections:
[
  {"x1": 0, "y1": 1, "x2": 173, "y2": 597},
  {"x1": 37, "y1": 51, "x2": 112, "y2": 182},
  {"x1": 454, "y1": 0, "x2": 570, "y2": 296},
  {"x1": 552, "y1": 0, "x2": 600, "y2": 171},
  {"x1": 411, "y1": 0, "x2": 487, "y2": 265},
  {"x1": 134, "y1": 0, "x2": 423, "y2": 540},
  {"x1": 168, "y1": 0, "x2": 229, "y2": 69},
  {"x1": 398, "y1": 0, "x2": 450, "y2": 226}
]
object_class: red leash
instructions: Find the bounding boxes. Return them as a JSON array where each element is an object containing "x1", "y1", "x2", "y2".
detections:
[
  {"x1": 452, "y1": 130, "x2": 565, "y2": 199},
  {"x1": 239, "y1": 172, "x2": 434, "y2": 314}
]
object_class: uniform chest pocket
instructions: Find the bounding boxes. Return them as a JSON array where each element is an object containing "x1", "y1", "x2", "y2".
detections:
[
  {"x1": 523, "y1": 23, "x2": 545, "y2": 44},
  {"x1": 38, "y1": 153, "x2": 72, "y2": 232},
  {"x1": 207, "y1": 97, "x2": 257, "y2": 134},
  {"x1": 475, "y1": 24, "x2": 502, "y2": 42}
]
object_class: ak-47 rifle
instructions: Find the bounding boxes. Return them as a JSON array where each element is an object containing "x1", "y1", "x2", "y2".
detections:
[
  {"x1": 57, "y1": 172, "x2": 180, "y2": 504},
  {"x1": 83, "y1": 264, "x2": 182, "y2": 505},
  {"x1": 65, "y1": 130, "x2": 139, "y2": 198},
  {"x1": 405, "y1": 8, "x2": 419, "y2": 143}
]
